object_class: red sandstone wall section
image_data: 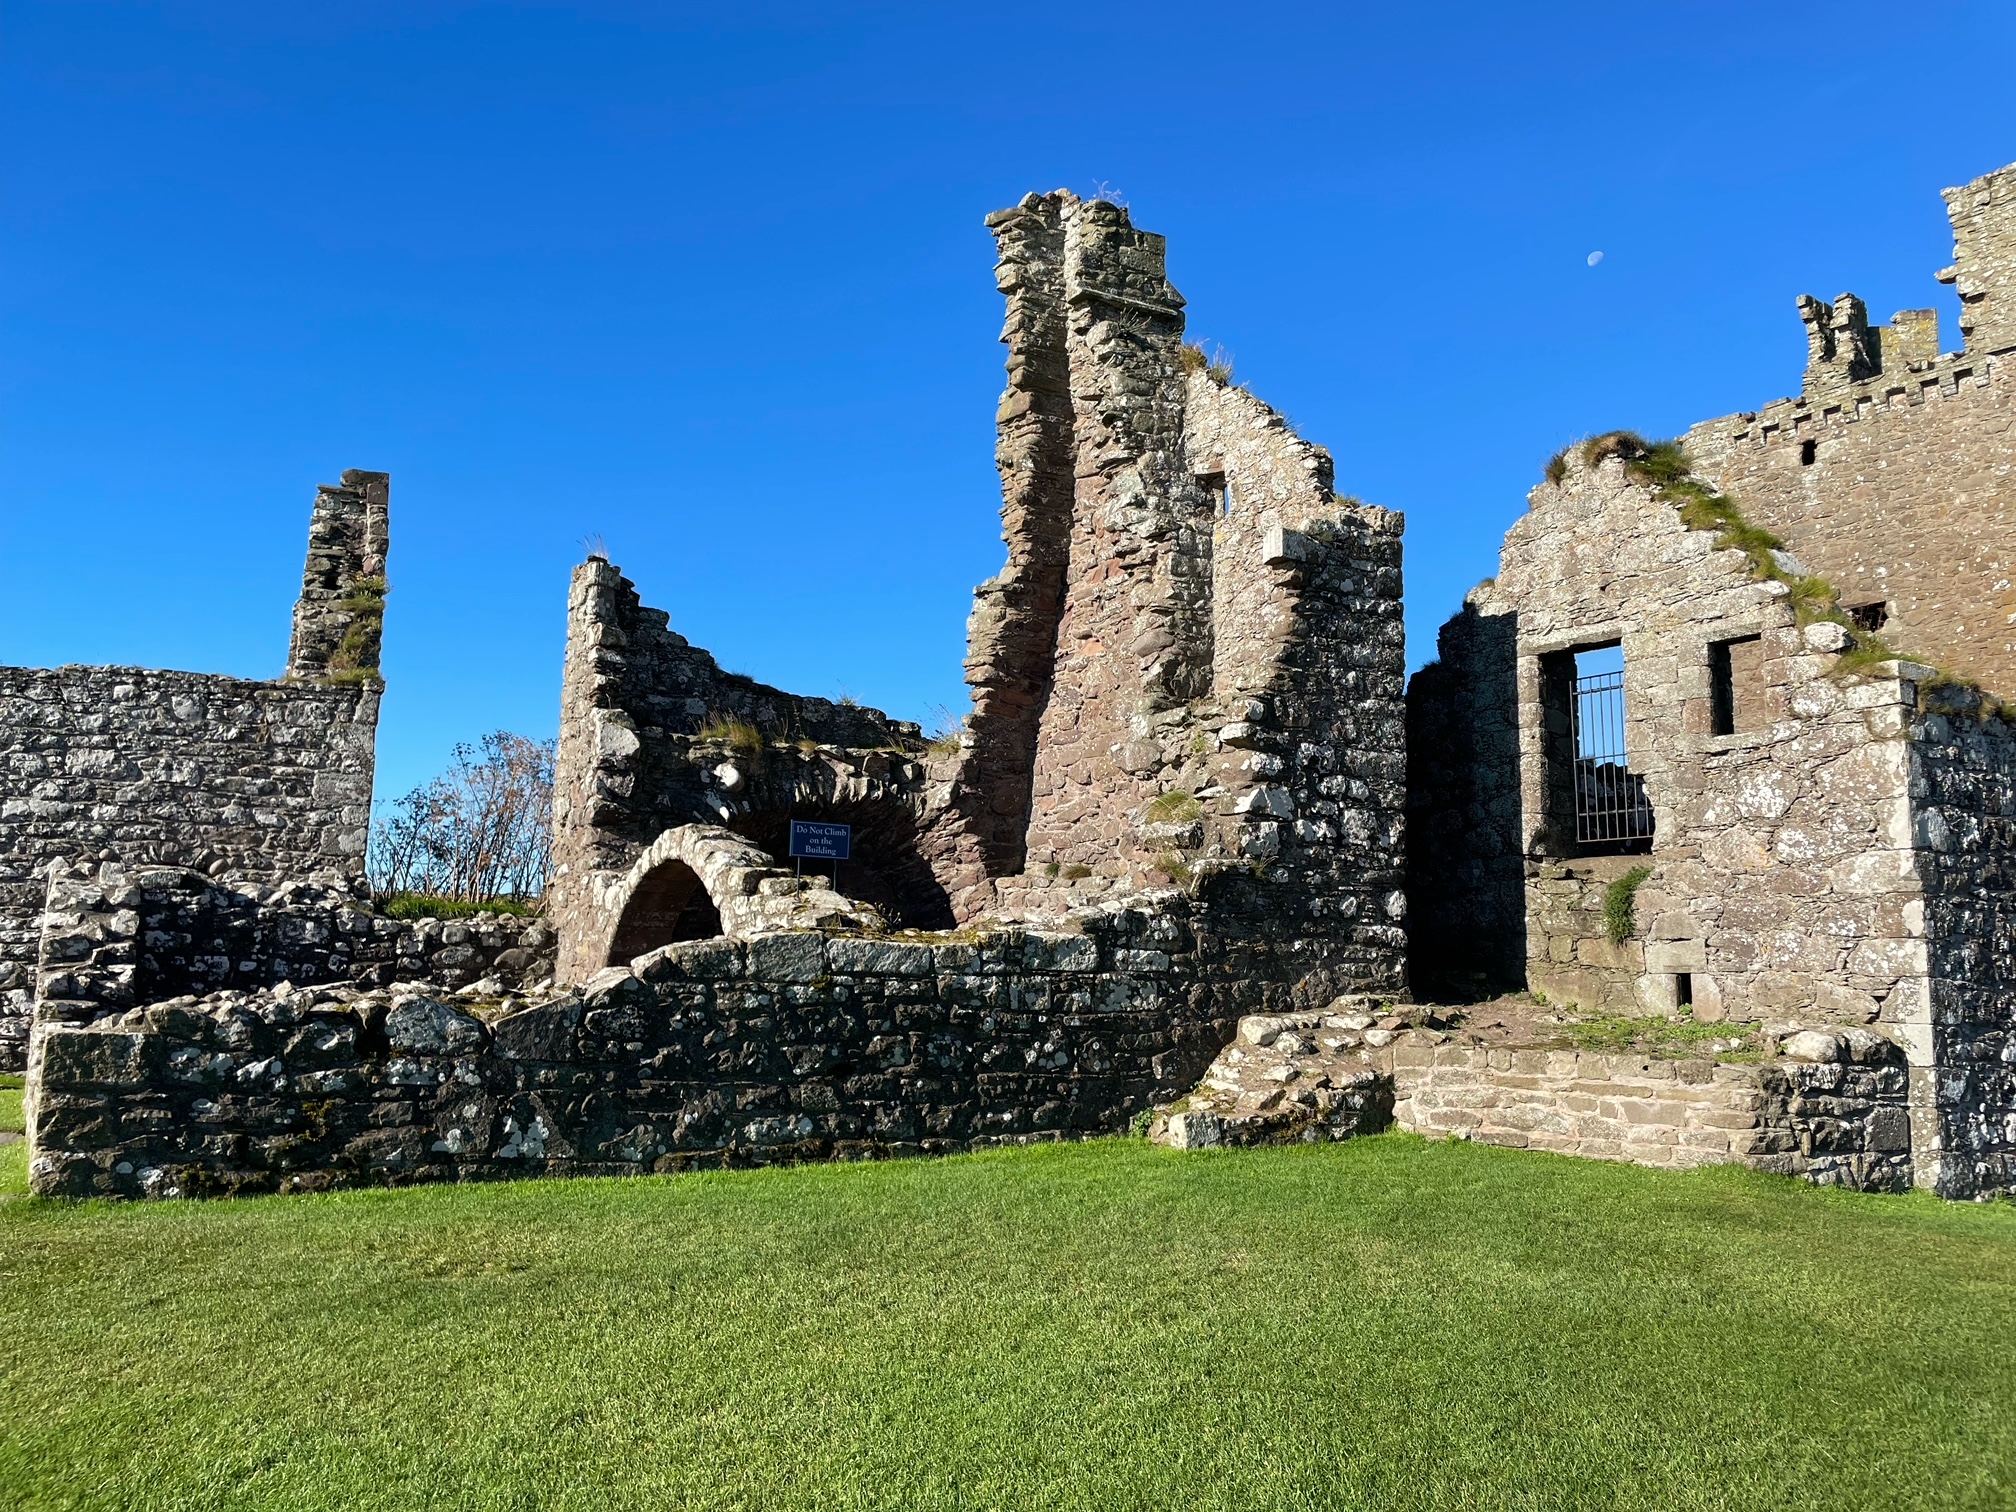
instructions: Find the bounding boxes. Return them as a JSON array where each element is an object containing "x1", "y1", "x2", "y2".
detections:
[{"x1": 1020, "y1": 196, "x2": 1213, "y2": 877}]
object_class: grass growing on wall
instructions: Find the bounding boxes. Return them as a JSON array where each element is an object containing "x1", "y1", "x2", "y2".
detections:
[
  {"x1": 375, "y1": 893, "x2": 539, "y2": 921},
  {"x1": 694, "y1": 713, "x2": 766, "y2": 758},
  {"x1": 5, "y1": 1138, "x2": 2016, "y2": 1510},
  {"x1": 1570, "y1": 434, "x2": 2008, "y2": 723},
  {"x1": 1602, "y1": 865, "x2": 1653, "y2": 945},
  {"x1": 326, "y1": 575, "x2": 388, "y2": 685}
]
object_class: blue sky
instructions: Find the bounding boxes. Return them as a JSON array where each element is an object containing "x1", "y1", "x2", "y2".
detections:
[{"x1": 3, "y1": 1, "x2": 2012, "y2": 804}]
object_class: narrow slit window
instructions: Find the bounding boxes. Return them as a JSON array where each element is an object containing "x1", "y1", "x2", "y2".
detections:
[
  {"x1": 1709, "y1": 634, "x2": 1763, "y2": 736},
  {"x1": 1674, "y1": 972, "x2": 1693, "y2": 1008}
]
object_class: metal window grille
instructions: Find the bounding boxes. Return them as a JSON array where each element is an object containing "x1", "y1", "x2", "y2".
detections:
[{"x1": 1571, "y1": 669, "x2": 1654, "y2": 845}]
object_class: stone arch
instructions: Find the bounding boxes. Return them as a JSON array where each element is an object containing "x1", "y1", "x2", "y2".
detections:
[
  {"x1": 580, "y1": 823, "x2": 886, "y2": 975},
  {"x1": 605, "y1": 857, "x2": 722, "y2": 964}
]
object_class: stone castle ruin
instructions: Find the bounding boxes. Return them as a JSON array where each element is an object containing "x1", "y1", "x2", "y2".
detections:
[
  {"x1": 14, "y1": 164, "x2": 2016, "y2": 1202},
  {"x1": 1409, "y1": 161, "x2": 2016, "y2": 1198}
]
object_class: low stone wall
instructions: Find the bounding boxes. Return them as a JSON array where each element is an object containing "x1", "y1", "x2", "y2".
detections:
[
  {"x1": 34, "y1": 861, "x2": 554, "y2": 1014},
  {"x1": 27, "y1": 910, "x2": 1231, "y2": 1198},
  {"x1": 1391, "y1": 1036, "x2": 1912, "y2": 1191},
  {"x1": 1154, "y1": 1009, "x2": 1915, "y2": 1192}
]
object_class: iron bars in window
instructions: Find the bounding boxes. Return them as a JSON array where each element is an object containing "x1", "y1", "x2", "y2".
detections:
[{"x1": 1571, "y1": 669, "x2": 1654, "y2": 847}]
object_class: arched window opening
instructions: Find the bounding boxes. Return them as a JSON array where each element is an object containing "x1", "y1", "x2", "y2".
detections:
[{"x1": 607, "y1": 859, "x2": 723, "y2": 965}]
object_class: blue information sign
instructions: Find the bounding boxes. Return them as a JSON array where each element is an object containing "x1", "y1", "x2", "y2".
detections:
[{"x1": 788, "y1": 820, "x2": 852, "y2": 861}]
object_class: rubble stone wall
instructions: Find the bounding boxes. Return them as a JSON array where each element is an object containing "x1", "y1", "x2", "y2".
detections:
[
  {"x1": 0, "y1": 668, "x2": 379, "y2": 1069},
  {"x1": 35, "y1": 862, "x2": 554, "y2": 1015},
  {"x1": 26, "y1": 910, "x2": 1235, "y2": 1200},
  {"x1": 1910, "y1": 707, "x2": 2016, "y2": 1197}
]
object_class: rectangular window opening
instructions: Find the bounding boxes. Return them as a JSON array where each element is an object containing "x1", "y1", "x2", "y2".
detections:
[
  {"x1": 1709, "y1": 634, "x2": 1763, "y2": 736},
  {"x1": 1799, "y1": 439, "x2": 1817, "y2": 465},
  {"x1": 1674, "y1": 972, "x2": 1693, "y2": 1008},
  {"x1": 1543, "y1": 642, "x2": 1653, "y2": 856},
  {"x1": 1846, "y1": 601, "x2": 1888, "y2": 633},
  {"x1": 1195, "y1": 470, "x2": 1228, "y2": 517}
]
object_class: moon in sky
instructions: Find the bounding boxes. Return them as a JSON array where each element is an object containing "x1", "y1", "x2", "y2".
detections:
[{"x1": 1587, "y1": 250, "x2": 1604, "y2": 266}]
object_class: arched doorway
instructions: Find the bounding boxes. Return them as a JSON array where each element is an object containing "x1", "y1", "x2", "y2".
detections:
[{"x1": 605, "y1": 858, "x2": 723, "y2": 965}]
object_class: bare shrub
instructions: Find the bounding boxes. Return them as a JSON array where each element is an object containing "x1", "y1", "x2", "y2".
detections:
[{"x1": 369, "y1": 732, "x2": 555, "y2": 903}]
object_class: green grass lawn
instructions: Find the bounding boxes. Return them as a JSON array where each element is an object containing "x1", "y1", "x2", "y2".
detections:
[
  {"x1": 0, "y1": 1073, "x2": 23, "y2": 1195},
  {"x1": 2, "y1": 1135, "x2": 2013, "y2": 1512}
]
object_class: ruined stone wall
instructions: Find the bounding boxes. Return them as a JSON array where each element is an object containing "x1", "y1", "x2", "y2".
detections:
[
  {"x1": 547, "y1": 560, "x2": 944, "y2": 982},
  {"x1": 286, "y1": 470, "x2": 391, "y2": 683},
  {"x1": 1942, "y1": 160, "x2": 2016, "y2": 359},
  {"x1": 1157, "y1": 1003, "x2": 1914, "y2": 1192},
  {"x1": 919, "y1": 194, "x2": 1408, "y2": 1009},
  {"x1": 1411, "y1": 438, "x2": 2016, "y2": 1194},
  {"x1": 1405, "y1": 602, "x2": 1524, "y2": 995},
  {"x1": 0, "y1": 469, "x2": 388, "y2": 1068},
  {"x1": 35, "y1": 861, "x2": 555, "y2": 1015},
  {"x1": 923, "y1": 197, "x2": 1078, "y2": 909},
  {"x1": 1910, "y1": 705, "x2": 2016, "y2": 1198},
  {"x1": 27, "y1": 909, "x2": 1237, "y2": 1199},
  {"x1": 1463, "y1": 454, "x2": 1956, "y2": 1043},
  {"x1": 544, "y1": 194, "x2": 1410, "y2": 1011},
  {"x1": 1683, "y1": 355, "x2": 2014, "y2": 696},
  {"x1": 1012, "y1": 196, "x2": 1215, "y2": 880},
  {"x1": 0, "y1": 669, "x2": 378, "y2": 1069}
]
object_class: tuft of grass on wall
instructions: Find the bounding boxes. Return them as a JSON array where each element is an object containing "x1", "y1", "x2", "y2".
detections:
[
  {"x1": 326, "y1": 575, "x2": 388, "y2": 683},
  {"x1": 377, "y1": 893, "x2": 538, "y2": 921},
  {"x1": 1602, "y1": 864, "x2": 1653, "y2": 945},
  {"x1": 1143, "y1": 791, "x2": 1203, "y2": 824},
  {"x1": 695, "y1": 714, "x2": 766, "y2": 758}
]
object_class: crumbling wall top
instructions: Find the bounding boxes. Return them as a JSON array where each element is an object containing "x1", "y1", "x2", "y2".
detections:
[{"x1": 1940, "y1": 159, "x2": 2016, "y2": 357}]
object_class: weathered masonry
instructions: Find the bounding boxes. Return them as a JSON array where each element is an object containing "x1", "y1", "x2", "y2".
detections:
[
  {"x1": 0, "y1": 472, "x2": 390, "y2": 1070},
  {"x1": 548, "y1": 189, "x2": 1409, "y2": 1004},
  {"x1": 1409, "y1": 161, "x2": 2016, "y2": 1199},
  {"x1": 30, "y1": 191, "x2": 1412, "y2": 1197}
]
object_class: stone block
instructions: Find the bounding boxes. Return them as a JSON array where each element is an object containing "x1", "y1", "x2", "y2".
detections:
[
  {"x1": 385, "y1": 997, "x2": 488, "y2": 1054},
  {"x1": 493, "y1": 999, "x2": 582, "y2": 1063},
  {"x1": 828, "y1": 938, "x2": 935, "y2": 977},
  {"x1": 1024, "y1": 934, "x2": 1099, "y2": 973},
  {"x1": 38, "y1": 1029, "x2": 152, "y2": 1088},
  {"x1": 746, "y1": 933, "x2": 826, "y2": 983}
]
